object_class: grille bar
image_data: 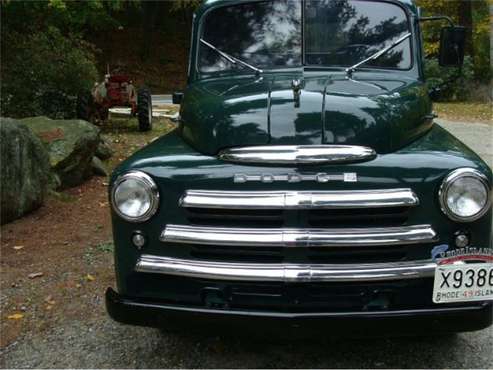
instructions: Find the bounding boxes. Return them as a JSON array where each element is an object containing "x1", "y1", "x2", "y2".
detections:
[
  {"x1": 180, "y1": 189, "x2": 419, "y2": 210},
  {"x1": 160, "y1": 224, "x2": 438, "y2": 247},
  {"x1": 135, "y1": 255, "x2": 436, "y2": 282}
]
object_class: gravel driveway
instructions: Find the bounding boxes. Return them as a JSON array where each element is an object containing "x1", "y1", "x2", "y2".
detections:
[
  {"x1": 438, "y1": 119, "x2": 493, "y2": 168},
  {"x1": 1, "y1": 119, "x2": 492, "y2": 369}
]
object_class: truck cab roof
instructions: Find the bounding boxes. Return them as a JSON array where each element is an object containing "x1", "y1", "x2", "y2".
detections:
[{"x1": 198, "y1": 0, "x2": 419, "y2": 17}]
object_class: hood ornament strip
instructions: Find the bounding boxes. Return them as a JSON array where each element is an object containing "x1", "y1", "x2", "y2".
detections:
[
  {"x1": 218, "y1": 145, "x2": 376, "y2": 165},
  {"x1": 291, "y1": 79, "x2": 303, "y2": 108}
]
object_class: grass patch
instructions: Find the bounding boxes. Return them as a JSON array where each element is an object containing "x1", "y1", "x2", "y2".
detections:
[
  {"x1": 83, "y1": 241, "x2": 114, "y2": 264},
  {"x1": 434, "y1": 102, "x2": 491, "y2": 124},
  {"x1": 94, "y1": 241, "x2": 114, "y2": 253},
  {"x1": 102, "y1": 114, "x2": 177, "y2": 172}
]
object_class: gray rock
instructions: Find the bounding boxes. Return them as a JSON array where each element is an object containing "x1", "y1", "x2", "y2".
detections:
[
  {"x1": 0, "y1": 117, "x2": 51, "y2": 224},
  {"x1": 95, "y1": 137, "x2": 114, "y2": 160},
  {"x1": 91, "y1": 156, "x2": 108, "y2": 177},
  {"x1": 21, "y1": 116, "x2": 100, "y2": 188}
]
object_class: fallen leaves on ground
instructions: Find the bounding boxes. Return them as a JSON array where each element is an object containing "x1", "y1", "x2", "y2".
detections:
[
  {"x1": 86, "y1": 274, "x2": 95, "y2": 282},
  {"x1": 44, "y1": 295, "x2": 55, "y2": 305},
  {"x1": 434, "y1": 102, "x2": 492, "y2": 124},
  {"x1": 13, "y1": 245, "x2": 24, "y2": 250},
  {"x1": 7, "y1": 313, "x2": 24, "y2": 320},
  {"x1": 27, "y1": 272, "x2": 43, "y2": 279}
]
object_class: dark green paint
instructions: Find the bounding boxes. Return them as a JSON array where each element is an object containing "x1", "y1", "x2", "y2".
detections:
[
  {"x1": 108, "y1": 0, "x2": 492, "y2": 316},
  {"x1": 180, "y1": 0, "x2": 430, "y2": 156},
  {"x1": 111, "y1": 126, "x2": 492, "y2": 298},
  {"x1": 181, "y1": 72, "x2": 432, "y2": 155}
]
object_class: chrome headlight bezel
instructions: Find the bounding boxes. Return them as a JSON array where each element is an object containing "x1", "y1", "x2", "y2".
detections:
[
  {"x1": 439, "y1": 168, "x2": 491, "y2": 223},
  {"x1": 111, "y1": 171, "x2": 159, "y2": 222}
]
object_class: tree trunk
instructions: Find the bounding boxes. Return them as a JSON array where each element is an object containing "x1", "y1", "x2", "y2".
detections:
[
  {"x1": 458, "y1": 0, "x2": 473, "y2": 55},
  {"x1": 490, "y1": 2, "x2": 493, "y2": 99},
  {"x1": 140, "y1": 1, "x2": 159, "y2": 61}
]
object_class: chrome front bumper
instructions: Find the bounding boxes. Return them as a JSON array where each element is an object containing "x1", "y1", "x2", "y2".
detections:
[{"x1": 135, "y1": 255, "x2": 436, "y2": 282}]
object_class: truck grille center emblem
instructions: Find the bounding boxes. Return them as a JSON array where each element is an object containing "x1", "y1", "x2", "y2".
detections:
[{"x1": 234, "y1": 172, "x2": 358, "y2": 183}]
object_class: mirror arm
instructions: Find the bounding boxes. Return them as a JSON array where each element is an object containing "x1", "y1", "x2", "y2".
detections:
[
  {"x1": 419, "y1": 16, "x2": 455, "y2": 28},
  {"x1": 432, "y1": 65, "x2": 462, "y2": 94}
]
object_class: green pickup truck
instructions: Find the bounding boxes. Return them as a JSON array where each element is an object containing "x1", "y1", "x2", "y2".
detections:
[{"x1": 106, "y1": 0, "x2": 492, "y2": 336}]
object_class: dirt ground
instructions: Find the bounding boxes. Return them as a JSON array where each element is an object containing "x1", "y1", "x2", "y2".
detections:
[
  {"x1": 0, "y1": 114, "x2": 175, "y2": 350},
  {"x1": 1, "y1": 116, "x2": 492, "y2": 368}
]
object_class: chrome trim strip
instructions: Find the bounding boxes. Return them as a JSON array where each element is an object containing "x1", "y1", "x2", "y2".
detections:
[
  {"x1": 218, "y1": 145, "x2": 376, "y2": 165},
  {"x1": 180, "y1": 189, "x2": 419, "y2": 209},
  {"x1": 233, "y1": 172, "x2": 358, "y2": 183},
  {"x1": 160, "y1": 224, "x2": 438, "y2": 247},
  {"x1": 135, "y1": 255, "x2": 436, "y2": 282}
]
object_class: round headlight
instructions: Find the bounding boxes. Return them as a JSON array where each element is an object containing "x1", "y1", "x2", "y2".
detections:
[
  {"x1": 111, "y1": 171, "x2": 159, "y2": 222},
  {"x1": 439, "y1": 168, "x2": 490, "y2": 222}
]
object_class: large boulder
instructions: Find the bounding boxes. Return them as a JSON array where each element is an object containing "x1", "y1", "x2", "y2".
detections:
[
  {"x1": 91, "y1": 156, "x2": 108, "y2": 176},
  {"x1": 95, "y1": 136, "x2": 114, "y2": 160},
  {"x1": 0, "y1": 118, "x2": 51, "y2": 224},
  {"x1": 21, "y1": 116, "x2": 100, "y2": 188}
]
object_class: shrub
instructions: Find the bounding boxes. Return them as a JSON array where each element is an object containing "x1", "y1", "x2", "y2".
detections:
[
  {"x1": 1, "y1": 27, "x2": 99, "y2": 119},
  {"x1": 423, "y1": 56, "x2": 479, "y2": 101}
]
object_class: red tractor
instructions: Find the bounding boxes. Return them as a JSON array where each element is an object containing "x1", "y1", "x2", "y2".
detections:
[{"x1": 77, "y1": 70, "x2": 153, "y2": 131}]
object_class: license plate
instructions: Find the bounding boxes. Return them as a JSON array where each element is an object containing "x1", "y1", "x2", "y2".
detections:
[{"x1": 433, "y1": 263, "x2": 493, "y2": 304}]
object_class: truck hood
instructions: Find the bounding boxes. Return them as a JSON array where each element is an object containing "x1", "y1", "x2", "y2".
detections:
[{"x1": 180, "y1": 72, "x2": 432, "y2": 156}]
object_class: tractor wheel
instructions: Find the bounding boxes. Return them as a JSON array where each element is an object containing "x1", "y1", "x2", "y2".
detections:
[
  {"x1": 100, "y1": 107, "x2": 109, "y2": 122},
  {"x1": 137, "y1": 88, "x2": 152, "y2": 131},
  {"x1": 137, "y1": 88, "x2": 152, "y2": 132},
  {"x1": 76, "y1": 90, "x2": 94, "y2": 122}
]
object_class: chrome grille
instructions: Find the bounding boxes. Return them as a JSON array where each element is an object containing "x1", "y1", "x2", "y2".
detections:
[
  {"x1": 182, "y1": 189, "x2": 417, "y2": 228},
  {"x1": 156, "y1": 188, "x2": 437, "y2": 267}
]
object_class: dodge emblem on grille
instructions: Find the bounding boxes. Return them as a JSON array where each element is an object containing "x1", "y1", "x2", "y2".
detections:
[{"x1": 234, "y1": 172, "x2": 358, "y2": 183}]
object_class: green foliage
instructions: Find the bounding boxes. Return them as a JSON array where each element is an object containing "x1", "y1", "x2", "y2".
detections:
[
  {"x1": 424, "y1": 56, "x2": 477, "y2": 101},
  {"x1": 470, "y1": 0, "x2": 491, "y2": 79},
  {"x1": 0, "y1": 0, "x2": 140, "y2": 118},
  {"x1": 417, "y1": 0, "x2": 491, "y2": 81},
  {"x1": 1, "y1": 27, "x2": 98, "y2": 118},
  {"x1": 170, "y1": 0, "x2": 202, "y2": 12},
  {"x1": 1, "y1": 0, "x2": 132, "y2": 34},
  {"x1": 417, "y1": 0, "x2": 460, "y2": 56}
]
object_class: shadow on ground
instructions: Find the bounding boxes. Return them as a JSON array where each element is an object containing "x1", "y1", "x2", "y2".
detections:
[{"x1": 2, "y1": 315, "x2": 492, "y2": 368}]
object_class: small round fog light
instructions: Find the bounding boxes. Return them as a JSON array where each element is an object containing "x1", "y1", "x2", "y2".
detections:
[
  {"x1": 455, "y1": 233, "x2": 469, "y2": 248},
  {"x1": 132, "y1": 232, "x2": 146, "y2": 249}
]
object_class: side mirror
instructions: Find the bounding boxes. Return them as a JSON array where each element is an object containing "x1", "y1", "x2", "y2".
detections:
[
  {"x1": 439, "y1": 26, "x2": 466, "y2": 67},
  {"x1": 172, "y1": 92, "x2": 184, "y2": 105}
]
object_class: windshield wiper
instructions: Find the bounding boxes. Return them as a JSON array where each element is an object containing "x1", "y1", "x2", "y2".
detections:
[
  {"x1": 200, "y1": 38, "x2": 263, "y2": 75},
  {"x1": 345, "y1": 32, "x2": 412, "y2": 77}
]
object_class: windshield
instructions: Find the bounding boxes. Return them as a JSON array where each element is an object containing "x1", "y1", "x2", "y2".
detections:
[{"x1": 198, "y1": 0, "x2": 412, "y2": 74}]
